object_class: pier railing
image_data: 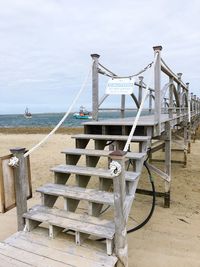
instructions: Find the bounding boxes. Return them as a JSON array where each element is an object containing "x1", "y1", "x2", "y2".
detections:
[{"x1": 91, "y1": 46, "x2": 200, "y2": 135}]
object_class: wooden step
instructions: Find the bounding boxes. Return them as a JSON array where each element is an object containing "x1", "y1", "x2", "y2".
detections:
[
  {"x1": 24, "y1": 205, "x2": 115, "y2": 239},
  {"x1": 2, "y1": 230, "x2": 117, "y2": 267},
  {"x1": 62, "y1": 148, "x2": 146, "y2": 160},
  {"x1": 37, "y1": 183, "x2": 115, "y2": 205},
  {"x1": 51, "y1": 164, "x2": 140, "y2": 181},
  {"x1": 72, "y1": 134, "x2": 151, "y2": 142}
]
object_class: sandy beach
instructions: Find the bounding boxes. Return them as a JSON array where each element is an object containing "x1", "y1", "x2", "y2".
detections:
[{"x1": 0, "y1": 129, "x2": 199, "y2": 267}]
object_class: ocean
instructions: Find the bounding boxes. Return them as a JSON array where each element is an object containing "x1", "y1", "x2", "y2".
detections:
[{"x1": 0, "y1": 111, "x2": 141, "y2": 128}]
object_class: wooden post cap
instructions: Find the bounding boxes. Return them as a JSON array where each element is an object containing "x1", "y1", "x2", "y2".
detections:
[
  {"x1": 10, "y1": 147, "x2": 26, "y2": 154},
  {"x1": 153, "y1": 45, "x2": 163, "y2": 51},
  {"x1": 177, "y1": 73, "x2": 182, "y2": 79},
  {"x1": 91, "y1": 53, "x2": 100, "y2": 59}
]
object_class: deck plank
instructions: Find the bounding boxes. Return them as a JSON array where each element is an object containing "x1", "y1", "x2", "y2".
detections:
[
  {"x1": 4, "y1": 230, "x2": 117, "y2": 267},
  {"x1": 24, "y1": 205, "x2": 115, "y2": 239},
  {"x1": 51, "y1": 164, "x2": 140, "y2": 181}
]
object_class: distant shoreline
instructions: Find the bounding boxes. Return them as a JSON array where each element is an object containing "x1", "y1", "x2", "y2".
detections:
[{"x1": 0, "y1": 127, "x2": 84, "y2": 134}]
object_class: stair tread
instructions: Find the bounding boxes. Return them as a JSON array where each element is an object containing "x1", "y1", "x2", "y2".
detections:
[
  {"x1": 72, "y1": 134, "x2": 151, "y2": 142},
  {"x1": 2, "y1": 230, "x2": 117, "y2": 267},
  {"x1": 24, "y1": 205, "x2": 115, "y2": 239},
  {"x1": 62, "y1": 148, "x2": 146, "y2": 159},
  {"x1": 37, "y1": 183, "x2": 115, "y2": 205},
  {"x1": 51, "y1": 164, "x2": 140, "y2": 181}
]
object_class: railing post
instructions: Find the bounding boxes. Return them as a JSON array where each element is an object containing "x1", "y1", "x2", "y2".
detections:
[
  {"x1": 153, "y1": 45, "x2": 162, "y2": 135},
  {"x1": 121, "y1": 95, "x2": 126, "y2": 118},
  {"x1": 138, "y1": 76, "x2": 143, "y2": 106},
  {"x1": 149, "y1": 89, "x2": 153, "y2": 113},
  {"x1": 177, "y1": 73, "x2": 182, "y2": 120},
  {"x1": 169, "y1": 77, "x2": 174, "y2": 118},
  {"x1": 9, "y1": 147, "x2": 27, "y2": 231},
  {"x1": 91, "y1": 53, "x2": 100, "y2": 120},
  {"x1": 109, "y1": 150, "x2": 128, "y2": 267}
]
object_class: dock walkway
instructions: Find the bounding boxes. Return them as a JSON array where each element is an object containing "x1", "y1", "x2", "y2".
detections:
[{"x1": 1, "y1": 46, "x2": 200, "y2": 266}]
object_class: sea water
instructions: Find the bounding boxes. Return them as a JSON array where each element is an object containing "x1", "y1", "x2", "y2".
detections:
[{"x1": 0, "y1": 111, "x2": 147, "y2": 128}]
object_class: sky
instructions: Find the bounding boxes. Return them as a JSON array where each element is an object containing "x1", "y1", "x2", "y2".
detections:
[{"x1": 0, "y1": 0, "x2": 200, "y2": 114}]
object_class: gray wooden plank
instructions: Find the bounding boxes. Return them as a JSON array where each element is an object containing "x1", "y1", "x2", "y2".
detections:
[
  {"x1": 37, "y1": 183, "x2": 114, "y2": 205},
  {"x1": 72, "y1": 134, "x2": 151, "y2": 142},
  {"x1": 0, "y1": 246, "x2": 31, "y2": 267},
  {"x1": 24, "y1": 205, "x2": 115, "y2": 239},
  {"x1": 0, "y1": 242, "x2": 69, "y2": 267},
  {"x1": 62, "y1": 148, "x2": 145, "y2": 160},
  {"x1": 51, "y1": 164, "x2": 140, "y2": 181},
  {"x1": 5, "y1": 230, "x2": 118, "y2": 267},
  {"x1": 82, "y1": 114, "x2": 183, "y2": 126}
]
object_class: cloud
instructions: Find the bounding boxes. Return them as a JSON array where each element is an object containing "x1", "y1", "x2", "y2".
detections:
[{"x1": 0, "y1": 0, "x2": 200, "y2": 113}]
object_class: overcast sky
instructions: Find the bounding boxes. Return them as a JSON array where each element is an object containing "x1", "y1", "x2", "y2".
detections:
[{"x1": 0, "y1": 0, "x2": 200, "y2": 114}]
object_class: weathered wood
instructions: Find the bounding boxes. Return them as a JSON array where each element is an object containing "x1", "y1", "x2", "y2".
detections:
[
  {"x1": 91, "y1": 53, "x2": 100, "y2": 120},
  {"x1": 49, "y1": 224, "x2": 63, "y2": 239},
  {"x1": 72, "y1": 133, "x2": 151, "y2": 142},
  {"x1": 138, "y1": 76, "x2": 143, "y2": 106},
  {"x1": 51, "y1": 164, "x2": 140, "y2": 181},
  {"x1": 4, "y1": 230, "x2": 118, "y2": 267},
  {"x1": 136, "y1": 188, "x2": 165, "y2": 198},
  {"x1": 37, "y1": 183, "x2": 115, "y2": 205},
  {"x1": 23, "y1": 205, "x2": 115, "y2": 239},
  {"x1": 153, "y1": 45, "x2": 162, "y2": 135},
  {"x1": 9, "y1": 148, "x2": 27, "y2": 231},
  {"x1": 110, "y1": 151, "x2": 128, "y2": 267},
  {"x1": 62, "y1": 148, "x2": 145, "y2": 160},
  {"x1": 121, "y1": 95, "x2": 125, "y2": 118},
  {"x1": 169, "y1": 77, "x2": 174, "y2": 118},
  {"x1": 0, "y1": 154, "x2": 31, "y2": 213},
  {"x1": 0, "y1": 250, "x2": 31, "y2": 267},
  {"x1": 164, "y1": 121, "x2": 171, "y2": 208},
  {"x1": 183, "y1": 126, "x2": 188, "y2": 167}
]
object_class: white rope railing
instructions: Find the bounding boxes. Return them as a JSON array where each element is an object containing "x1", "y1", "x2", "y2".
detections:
[
  {"x1": 8, "y1": 63, "x2": 92, "y2": 167},
  {"x1": 123, "y1": 53, "x2": 158, "y2": 152},
  {"x1": 23, "y1": 63, "x2": 92, "y2": 158}
]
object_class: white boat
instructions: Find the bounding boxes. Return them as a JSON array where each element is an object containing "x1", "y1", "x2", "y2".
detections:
[{"x1": 24, "y1": 107, "x2": 32, "y2": 119}]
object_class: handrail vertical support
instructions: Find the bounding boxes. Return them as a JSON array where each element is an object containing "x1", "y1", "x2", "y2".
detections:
[
  {"x1": 169, "y1": 77, "x2": 174, "y2": 119},
  {"x1": 91, "y1": 53, "x2": 100, "y2": 120},
  {"x1": 153, "y1": 45, "x2": 162, "y2": 135},
  {"x1": 186, "y1": 82, "x2": 191, "y2": 153},
  {"x1": 9, "y1": 147, "x2": 27, "y2": 231},
  {"x1": 164, "y1": 121, "x2": 171, "y2": 208},
  {"x1": 177, "y1": 73, "x2": 182, "y2": 123},
  {"x1": 138, "y1": 76, "x2": 143, "y2": 106},
  {"x1": 121, "y1": 95, "x2": 126, "y2": 118},
  {"x1": 109, "y1": 150, "x2": 128, "y2": 267}
]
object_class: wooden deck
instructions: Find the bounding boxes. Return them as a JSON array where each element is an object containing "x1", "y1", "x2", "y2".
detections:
[
  {"x1": 1, "y1": 47, "x2": 200, "y2": 267},
  {"x1": 0, "y1": 229, "x2": 117, "y2": 267}
]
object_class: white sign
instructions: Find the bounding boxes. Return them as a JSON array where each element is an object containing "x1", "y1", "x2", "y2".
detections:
[{"x1": 106, "y1": 78, "x2": 135, "y2": 95}]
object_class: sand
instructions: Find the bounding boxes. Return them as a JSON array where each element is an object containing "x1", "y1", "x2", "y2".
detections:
[{"x1": 0, "y1": 130, "x2": 199, "y2": 267}]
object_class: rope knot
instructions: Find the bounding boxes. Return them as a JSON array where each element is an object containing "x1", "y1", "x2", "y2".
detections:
[
  {"x1": 110, "y1": 161, "x2": 122, "y2": 176},
  {"x1": 8, "y1": 156, "x2": 19, "y2": 168}
]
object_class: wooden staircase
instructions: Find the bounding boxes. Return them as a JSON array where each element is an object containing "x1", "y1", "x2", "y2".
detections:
[{"x1": 0, "y1": 132, "x2": 151, "y2": 267}]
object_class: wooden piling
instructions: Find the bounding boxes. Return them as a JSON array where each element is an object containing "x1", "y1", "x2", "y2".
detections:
[
  {"x1": 91, "y1": 53, "x2": 100, "y2": 121},
  {"x1": 10, "y1": 147, "x2": 27, "y2": 231},
  {"x1": 153, "y1": 45, "x2": 162, "y2": 135},
  {"x1": 164, "y1": 122, "x2": 171, "y2": 208},
  {"x1": 110, "y1": 150, "x2": 128, "y2": 267}
]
